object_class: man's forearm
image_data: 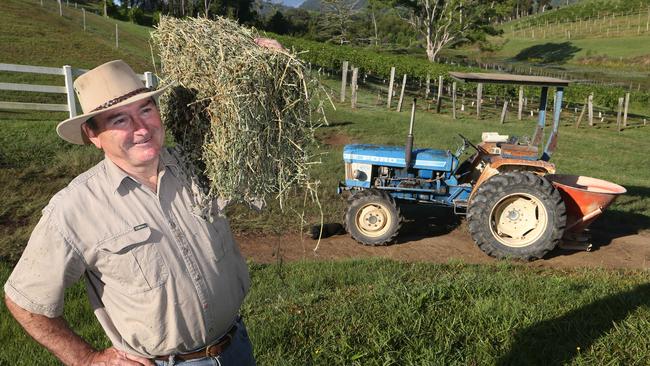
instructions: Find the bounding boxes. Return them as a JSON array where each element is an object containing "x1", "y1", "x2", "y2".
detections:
[{"x1": 5, "y1": 295, "x2": 96, "y2": 366}]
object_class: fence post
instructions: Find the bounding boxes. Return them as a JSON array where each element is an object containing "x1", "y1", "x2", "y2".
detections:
[
  {"x1": 616, "y1": 97, "x2": 624, "y2": 132},
  {"x1": 115, "y1": 24, "x2": 119, "y2": 49},
  {"x1": 575, "y1": 99, "x2": 587, "y2": 128},
  {"x1": 387, "y1": 66, "x2": 395, "y2": 109},
  {"x1": 425, "y1": 74, "x2": 430, "y2": 99},
  {"x1": 397, "y1": 74, "x2": 407, "y2": 112},
  {"x1": 351, "y1": 67, "x2": 359, "y2": 109},
  {"x1": 436, "y1": 75, "x2": 443, "y2": 113},
  {"x1": 452, "y1": 82, "x2": 457, "y2": 120},
  {"x1": 144, "y1": 72, "x2": 156, "y2": 88},
  {"x1": 63, "y1": 65, "x2": 77, "y2": 118},
  {"x1": 58, "y1": 0, "x2": 62, "y2": 15},
  {"x1": 82, "y1": 8, "x2": 86, "y2": 31},
  {"x1": 476, "y1": 83, "x2": 483, "y2": 118},
  {"x1": 500, "y1": 100, "x2": 508, "y2": 124},
  {"x1": 518, "y1": 86, "x2": 524, "y2": 120},
  {"x1": 340, "y1": 61, "x2": 348, "y2": 103},
  {"x1": 623, "y1": 92, "x2": 630, "y2": 127},
  {"x1": 587, "y1": 93, "x2": 594, "y2": 126}
]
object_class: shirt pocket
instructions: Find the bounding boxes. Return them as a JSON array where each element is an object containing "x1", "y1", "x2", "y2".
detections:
[
  {"x1": 191, "y1": 215, "x2": 226, "y2": 262},
  {"x1": 97, "y1": 225, "x2": 169, "y2": 294}
]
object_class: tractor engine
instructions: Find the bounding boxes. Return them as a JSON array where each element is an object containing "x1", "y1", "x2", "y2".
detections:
[{"x1": 341, "y1": 144, "x2": 460, "y2": 203}]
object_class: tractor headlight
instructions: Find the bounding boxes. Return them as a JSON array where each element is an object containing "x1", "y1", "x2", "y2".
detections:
[{"x1": 353, "y1": 169, "x2": 367, "y2": 181}]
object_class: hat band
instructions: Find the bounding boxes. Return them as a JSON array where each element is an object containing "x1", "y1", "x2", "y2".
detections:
[{"x1": 90, "y1": 87, "x2": 151, "y2": 113}]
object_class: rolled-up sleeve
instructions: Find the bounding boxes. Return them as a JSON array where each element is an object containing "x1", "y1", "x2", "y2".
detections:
[{"x1": 4, "y1": 211, "x2": 86, "y2": 318}]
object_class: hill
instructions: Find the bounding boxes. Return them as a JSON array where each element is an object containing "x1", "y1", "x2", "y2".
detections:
[
  {"x1": 299, "y1": 0, "x2": 367, "y2": 11},
  {"x1": 0, "y1": 0, "x2": 153, "y2": 71},
  {"x1": 445, "y1": 0, "x2": 650, "y2": 88}
]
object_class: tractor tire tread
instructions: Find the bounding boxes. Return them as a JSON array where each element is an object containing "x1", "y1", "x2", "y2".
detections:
[
  {"x1": 345, "y1": 189, "x2": 402, "y2": 246},
  {"x1": 467, "y1": 172, "x2": 566, "y2": 261}
]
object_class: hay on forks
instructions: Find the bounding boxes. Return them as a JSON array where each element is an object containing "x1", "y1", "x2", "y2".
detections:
[{"x1": 151, "y1": 16, "x2": 327, "y2": 217}]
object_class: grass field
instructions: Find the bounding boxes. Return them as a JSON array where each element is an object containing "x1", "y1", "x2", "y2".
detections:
[
  {"x1": 2, "y1": 1, "x2": 650, "y2": 364},
  {"x1": 3, "y1": 259, "x2": 650, "y2": 364},
  {"x1": 450, "y1": 1, "x2": 650, "y2": 88}
]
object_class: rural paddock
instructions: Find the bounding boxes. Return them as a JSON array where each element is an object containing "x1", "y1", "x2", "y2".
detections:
[{"x1": 237, "y1": 225, "x2": 650, "y2": 270}]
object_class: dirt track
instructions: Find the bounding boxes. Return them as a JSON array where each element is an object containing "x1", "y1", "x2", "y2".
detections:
[{"x1": 238, "y1": 223, "x2": 650, "y2": 270}]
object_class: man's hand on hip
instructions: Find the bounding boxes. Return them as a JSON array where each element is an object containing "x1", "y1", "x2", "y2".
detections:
[{"x1": 85, "y1": 347, "x2": 155, "y2": 366}]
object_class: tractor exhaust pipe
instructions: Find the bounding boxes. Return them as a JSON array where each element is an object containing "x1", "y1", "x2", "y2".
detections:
[{"x1": 405, "y1": 98, "x2": 416, "y2": 168}]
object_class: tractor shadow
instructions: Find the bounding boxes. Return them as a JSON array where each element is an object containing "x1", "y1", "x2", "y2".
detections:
[
  {"x1": 395, "y1": 203, "x2": 461, "y2": 243},
  {"x1": 512, "y1": 42, "x2": 581, "y2": 64},
  {"x1": 497, "y1": 283, "x2": 650, "y2": 365}
]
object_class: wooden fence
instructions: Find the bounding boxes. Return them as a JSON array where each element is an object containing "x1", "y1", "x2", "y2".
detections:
[{"x1": 0, "y1": 63, "x2": 157, "y2": 118}]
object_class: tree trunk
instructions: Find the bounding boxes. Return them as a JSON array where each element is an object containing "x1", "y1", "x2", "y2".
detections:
[{"x1": 371, "y1": 10, "x2": 378, "y2": 46}]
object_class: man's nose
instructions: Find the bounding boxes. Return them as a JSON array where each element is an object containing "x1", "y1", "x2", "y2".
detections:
[{"x1": 132, "y1": 115, "x2": 149, "y2": 133}]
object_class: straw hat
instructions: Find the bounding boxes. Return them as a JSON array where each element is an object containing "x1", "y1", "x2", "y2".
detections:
[{"x1": 56, "y1": 60, "x2": 171, "y2": 145}]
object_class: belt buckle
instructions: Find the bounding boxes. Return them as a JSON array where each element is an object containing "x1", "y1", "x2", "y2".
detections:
[{"x1": 205, "y1": 332, "x2": 233, "y2": 357}]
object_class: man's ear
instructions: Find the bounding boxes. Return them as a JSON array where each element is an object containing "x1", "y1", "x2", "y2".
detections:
[{"x1": 81, "y1": 122, "x2": 102, "y2": 149}]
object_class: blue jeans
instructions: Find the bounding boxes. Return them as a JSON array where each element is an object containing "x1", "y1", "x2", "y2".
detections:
[{"x1": 154, "y1": 317, "x2": 255, "y2": 366}]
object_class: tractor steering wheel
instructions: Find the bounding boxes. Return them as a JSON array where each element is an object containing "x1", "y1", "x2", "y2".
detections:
[{"x1": 455, "y1": 134, "x2": 481, "y2": 157}]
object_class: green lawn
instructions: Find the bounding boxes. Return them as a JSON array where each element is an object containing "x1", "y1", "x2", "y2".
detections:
[{"x1": 3, "y1": 259, "x2": 650, "y2": 365}]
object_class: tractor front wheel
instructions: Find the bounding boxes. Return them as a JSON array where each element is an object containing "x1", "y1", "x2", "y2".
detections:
[
  {"x1": 467, "y1": 172, "x2": 566, "y2": 260},
  {"x1": 345, "y1": 189, "x2": 402, "y2": 245}
]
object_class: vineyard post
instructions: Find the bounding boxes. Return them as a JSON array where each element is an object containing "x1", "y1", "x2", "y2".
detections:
[
  {"x1": 58, "y1": 0, "x2": 62, "y2": 15},
  {"x1": 83, "y1": 8, "x2": 86, "y2": 31},
  {"x1": 500, "y1": 100, "x2": 508, "y2": 124},
  {"x1": 452, "y1": 82, "x2": 457, "y2": 119},
  {"x1": 623, "y1": 92, "x2": 630, "y2": 127},
  {"x1": 476, "y1": 83, "x2": 483, "y2": 118},
  {"x1": 340, "y1": 61, "x2": 348, "y2": 103},
  {"x1": 436, "y1": 75, "x2": 443, "y2": 113},
  {"x1": 387, "y1": 67, "x2": 396, "y2": 109},
  {"x1": 587, "y1": 93, "x2": 594, "y2": 126},
  {"x1": 351, "y1": 68, "x2": 359, "y2": 109},
  {"x1": 425, "y1": 74, "x2": 430, "y2": 99},
  {"x1": 616, "y1": 97, "x2": 624, "y2": 132},
  {"x1": 575, "y1": 99, "x2": 587, "y2": 128},
  {"x1": 518, "y1": 86, "x2": 523, "y2": 120},
  {"x1": 115, "y1": 24, "x2": 119, "y2": 49},
  {"x1": 397, "y1": 74, "x2": 407, "y2": 112}
]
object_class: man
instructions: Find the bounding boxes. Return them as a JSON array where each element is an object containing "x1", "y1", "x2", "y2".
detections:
[{"x1": 4, "y1": 60, "x2": 255, "y2": 366}]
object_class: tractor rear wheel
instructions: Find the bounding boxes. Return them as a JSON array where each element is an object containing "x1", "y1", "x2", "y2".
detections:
[
  {"x1": 467, "y1": 172, "x2": 566, "y2": 260},
  {"x1": 345, "y1": 189, "x2": 402, "y2": 245}
]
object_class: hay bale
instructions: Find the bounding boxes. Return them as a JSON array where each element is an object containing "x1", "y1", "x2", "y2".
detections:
[{"x1": 151, "y1": 16, "x2": 325, "y2": 214}]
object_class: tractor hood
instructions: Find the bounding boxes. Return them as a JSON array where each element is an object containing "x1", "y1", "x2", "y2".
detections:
[{"x1": 343, "y1": 144, "x2": 456, "y2": 172}]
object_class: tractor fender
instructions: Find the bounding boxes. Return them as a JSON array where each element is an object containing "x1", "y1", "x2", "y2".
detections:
[{"x1": 469, "y1": 159, "x2": 556, "y2": 202}]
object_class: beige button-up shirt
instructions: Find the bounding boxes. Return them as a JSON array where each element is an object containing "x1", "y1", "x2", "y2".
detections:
[{"x1": 4, "y1": 149, "x2": 251, "y2": 357}]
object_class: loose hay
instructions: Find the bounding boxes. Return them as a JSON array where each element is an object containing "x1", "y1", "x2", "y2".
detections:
[{"x1": 151, "y1": 16, "x2": 326, "y2": 216}]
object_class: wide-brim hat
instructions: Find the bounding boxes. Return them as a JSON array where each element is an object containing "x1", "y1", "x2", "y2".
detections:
[{"x1": 56, "y1": 60, "x2": 171, "y2": 145}]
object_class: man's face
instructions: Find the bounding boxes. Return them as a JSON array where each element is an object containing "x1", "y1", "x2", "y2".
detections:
[{"x1": 83, "y1": 98, "x2": 164, "y2": 172}]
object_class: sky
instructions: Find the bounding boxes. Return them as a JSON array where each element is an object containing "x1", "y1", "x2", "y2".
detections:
[{"x1": 270, "y1": 0, "x2": 305, "y2": 8}]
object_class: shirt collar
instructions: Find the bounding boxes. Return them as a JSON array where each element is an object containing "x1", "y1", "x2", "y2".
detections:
[{"x1": 104, "y1": 148, "x2": 181, "y2": 193}]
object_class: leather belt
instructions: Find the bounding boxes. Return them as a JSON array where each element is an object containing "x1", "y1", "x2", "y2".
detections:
[{"x1": 154, "y1": 322, "x2": 238, "y2": 361}]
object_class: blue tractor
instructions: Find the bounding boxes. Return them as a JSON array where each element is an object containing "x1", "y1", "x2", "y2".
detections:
[{"x1": 338, "y1": 72, "x2": 570, "y2": 260}]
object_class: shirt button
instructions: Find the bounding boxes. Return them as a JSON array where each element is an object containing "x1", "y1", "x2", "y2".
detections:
[
  {"x1": 194, "y1": 274, "x2": 201, "y2": 281},
  {"x1": 169, "y1": 221, "x2": 176, "y2": 229}
]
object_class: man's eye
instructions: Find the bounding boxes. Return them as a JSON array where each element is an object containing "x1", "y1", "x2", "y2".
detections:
[
  {"x1": 110, "y1": 118, "x2": 125, "y2": 125},
  {"x1": 141, "y1": 108, "x2": 152, "y2": 115}
]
